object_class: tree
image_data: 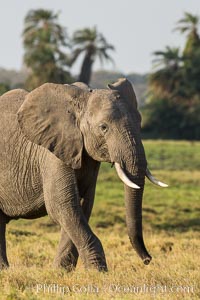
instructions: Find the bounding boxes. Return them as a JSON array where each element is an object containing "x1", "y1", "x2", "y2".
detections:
[
  {"x1": 22, "y1": 9, "x2": 73, "y2": 90},
  {"x1": 71, "y1": 27, "x2": 115, "y2": 84},
  {"x1": 175, "y1": 12, "x2": 200, "y2": 55},
  {"x1": 143, "y1": 12, "x2": 200, "y2": 140},
  {"x1": 149, "y1": 46, "x2": 184, "y2": 98},
  {"x1": 175, "y1": 12, "x2": 200, "y2": 96}
]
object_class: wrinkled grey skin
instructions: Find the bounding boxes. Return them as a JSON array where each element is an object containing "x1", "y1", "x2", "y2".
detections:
[{"x1": 0, "y1": 78, "x2": 151, "y2": 271}]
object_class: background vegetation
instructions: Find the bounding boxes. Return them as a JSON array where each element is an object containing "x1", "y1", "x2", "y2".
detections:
[
  {"x1": 1, "y1": 10, "x2": 200, "y2": 140},
  {"x1": 143, "y1": 12, "x2": 200, "y2": 140},
  {"x1": 0, "y1": 140, "x2": 199, "y2": 300}
]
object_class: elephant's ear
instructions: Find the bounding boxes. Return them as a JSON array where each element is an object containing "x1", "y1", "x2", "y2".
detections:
[
  {"x1": 108, "y1": 78, "x2": 141, "y2": 123},
  {"x1": 17, "y1": 83, "x2": 88, "y2": 169}
]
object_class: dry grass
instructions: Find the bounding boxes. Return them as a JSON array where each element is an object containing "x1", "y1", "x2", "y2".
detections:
[{"x1": 0, "y1": 140, "x2": 199, "y2": 299}]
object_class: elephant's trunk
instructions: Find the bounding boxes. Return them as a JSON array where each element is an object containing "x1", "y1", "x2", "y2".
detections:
[
  {"x1": 124, "y1": 182, "x2": 152, "y2": 265},
  {"x1": 113, "y1": 138, "x2": 152, "y2": 264},
  {"x1": 124, "y1": 139, "x2": 152, "y2": 264}
]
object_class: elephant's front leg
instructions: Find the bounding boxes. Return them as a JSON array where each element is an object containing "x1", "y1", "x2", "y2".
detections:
[{"x1": 43, "y1": 159, "x2": 107, "y2": 271}]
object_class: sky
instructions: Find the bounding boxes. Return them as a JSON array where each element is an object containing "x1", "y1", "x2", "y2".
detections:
[{"x1": 0, "y1": 0, "x2": 200, "y2": 75}]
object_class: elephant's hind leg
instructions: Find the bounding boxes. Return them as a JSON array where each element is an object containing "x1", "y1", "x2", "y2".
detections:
[
  {"x1": 53, "y1": 228, "x2": 78, "y2": 271},
  {"x1": 0, "y1": 217, "x2": 9, "y2": 270}
]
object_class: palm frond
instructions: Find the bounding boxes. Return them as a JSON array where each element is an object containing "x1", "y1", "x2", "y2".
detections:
[
  {"x1": 71, "y1": 26, "x2": 114, "y2": 69},
  {"x1": 174, "y1": 12, "x2": 200, "y2": 35},
  {"x1": 69, "y1": 48, "x2": 85, "y2": 66}
]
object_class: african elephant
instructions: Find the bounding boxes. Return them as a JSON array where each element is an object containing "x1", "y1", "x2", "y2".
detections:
[{"x1": 0, "y1": 78, "x2": 167, "y2": 271}]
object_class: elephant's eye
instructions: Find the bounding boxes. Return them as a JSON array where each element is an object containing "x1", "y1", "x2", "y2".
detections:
[{"x1": 99, "y1": 123, "x2": 109, "y2": 134}]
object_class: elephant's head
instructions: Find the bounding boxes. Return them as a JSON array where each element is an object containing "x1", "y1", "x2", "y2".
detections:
[{"x1": 17, "y1": 78, "x2": 167, "y2": 264}]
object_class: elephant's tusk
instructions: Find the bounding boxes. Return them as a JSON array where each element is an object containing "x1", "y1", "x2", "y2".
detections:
[
  {"x1": 145, "y1": 167, "x2": 168, "y2": 187},
  {"x1": 114, "y1": 163, "x2": 140, "y2": 189}
]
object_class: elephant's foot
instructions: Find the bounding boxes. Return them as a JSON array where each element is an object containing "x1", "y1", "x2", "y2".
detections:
[
  {"x1": 53, "y1": 251, "x2": 78, "y2": 272},
  {"x1": 79, "y1": 236, "x2": 108, "y2": 272},
  {"x1": 80, "y1": 254, "x2": 108, "y2": 272},
  {"x1": 54, "y1": 238, "x2": 108, "y2": 272},
  {"x1": 0, "y1": 259, "x2": 9, "y2": 271},
  {"x1": 54, "y1": 229, "x2": 79, "y2": 272},
  {"x1": 0, "y1": 220, "x2": 9, "y2": 271},
  {"x1": 54, "y1": 250, "x2": 108, "y2": 272}
]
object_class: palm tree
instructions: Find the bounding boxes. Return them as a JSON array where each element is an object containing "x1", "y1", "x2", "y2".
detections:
[
  {"x1": 175, "y1": 12, "x2": 199, "y2": 35},
  {"x1": 175, "y1": 12, "x2": 200, "y2": 95},
  {"x1": 71, "y1": 27, "x2": 115, "y2": 84},
  {"x1": 152, "y1": 46, "x2": 181, "y2": 70},
  {"x1": 22, "y1": 9, "x2": 72, "y2": 90},
  {"x1": 175, "y1": 12, "x2": 200, "y2": 55},
  {"x1": 150, "y1": 46, "x2": 184, "y2": 97}
]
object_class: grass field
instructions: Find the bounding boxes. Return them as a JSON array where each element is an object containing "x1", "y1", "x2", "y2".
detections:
[{"x1": 0, "y1": 140, "x2": 199, "y2": 299}]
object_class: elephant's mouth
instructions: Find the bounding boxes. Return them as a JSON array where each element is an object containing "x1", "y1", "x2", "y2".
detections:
[{"x1": 114, "y1": 163, "x2": 168, "y2": 189}]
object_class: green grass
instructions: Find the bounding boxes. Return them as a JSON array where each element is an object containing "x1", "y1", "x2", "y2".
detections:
[{"x1": 0, "y1": 140, "x2": 199, "y2": 299}]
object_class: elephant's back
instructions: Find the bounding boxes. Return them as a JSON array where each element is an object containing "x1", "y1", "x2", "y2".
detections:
[{"x1": 0, "y1": 89, "x2": 28, "y2": 114}]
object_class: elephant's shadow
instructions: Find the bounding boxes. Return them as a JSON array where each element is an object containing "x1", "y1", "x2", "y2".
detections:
[{"x1": 153, "y1": 218, "x2": 200, "y2": 232}]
